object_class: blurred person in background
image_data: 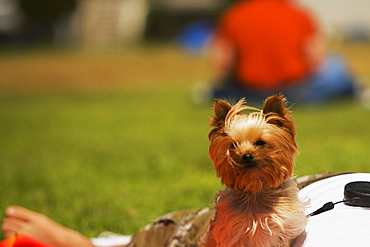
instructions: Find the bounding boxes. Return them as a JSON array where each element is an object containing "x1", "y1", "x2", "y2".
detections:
[{"x1": 193, "y1": 0, "x2": 358, "y2": 105}]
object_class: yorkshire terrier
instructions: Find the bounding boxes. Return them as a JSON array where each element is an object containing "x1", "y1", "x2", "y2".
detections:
[{"x1": 200, "y1": 94, "x2": 307, "y2": 247}]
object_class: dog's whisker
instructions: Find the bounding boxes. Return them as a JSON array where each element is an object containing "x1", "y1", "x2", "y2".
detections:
[{"x1": 262, "y1": 217, "x2": 273, "y2": 236}]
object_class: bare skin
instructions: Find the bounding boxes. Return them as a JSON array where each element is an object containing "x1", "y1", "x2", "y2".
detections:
[{"x1": 2, "y1": 206, "x2": 96, "y2": 247}]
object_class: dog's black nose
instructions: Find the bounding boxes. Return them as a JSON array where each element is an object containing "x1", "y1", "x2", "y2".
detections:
[{"x1": 242, "y1": 154, "x2": 254, "y2": 163}]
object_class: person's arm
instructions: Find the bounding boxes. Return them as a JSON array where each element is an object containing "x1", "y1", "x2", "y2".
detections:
[
  {"x1": 304, "y1": 30, "x2": 326, "y2": 71},
  {"x1": 2, "y1": 206, "x2": 97, "y2": 247},
  {"x1": 210, "y1": 34, "x2": 237, "y2": 84}
]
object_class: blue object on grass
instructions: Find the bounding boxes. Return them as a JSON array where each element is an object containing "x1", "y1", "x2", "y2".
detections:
[{"x1": 178, "y1": 20, "x2": 214, "y2": 53}]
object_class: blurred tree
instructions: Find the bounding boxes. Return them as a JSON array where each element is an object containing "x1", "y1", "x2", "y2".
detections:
[
  {"x1": 19, "y1": 0, "x2": 77, "y2": 43},
  {"x1": 20, "y1": 0, "x2": 76, "y2": 21},
  {"x1": 144, "y1": 0, "x2": 242, "y2": 41}
]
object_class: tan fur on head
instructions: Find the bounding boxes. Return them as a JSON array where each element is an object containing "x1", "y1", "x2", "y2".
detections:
[
  {"x1": 200, "y1": 94, "x2": 307, "y2": 247},
  {"x1": 209, "y1": 93, "x2": 298, "y2": 193}
]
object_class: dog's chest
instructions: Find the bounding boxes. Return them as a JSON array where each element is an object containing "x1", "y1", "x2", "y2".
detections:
[{"x1": 212, "y1": 191, "x2": 289, "y2": 246}]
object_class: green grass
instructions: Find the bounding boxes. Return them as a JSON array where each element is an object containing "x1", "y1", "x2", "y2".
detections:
[
  {"x1": 0, "y1": 44, "x2": 370, "y2": 238},
  {"x1": 0, "y1": 88, "x2": 217, "y2": 237}
]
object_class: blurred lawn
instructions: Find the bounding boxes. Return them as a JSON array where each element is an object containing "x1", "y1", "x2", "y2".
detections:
[{"x1": 0, "y1": 43, "x2": 369, "y2": 238}]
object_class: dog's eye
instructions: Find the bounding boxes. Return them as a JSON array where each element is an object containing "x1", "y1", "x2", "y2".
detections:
[
  {"x1": 255, "y1": 140, "x2": 266, "y2": 147},
  {"x1": 230, "y1": 143, "x2": 238, "y2": 149}
]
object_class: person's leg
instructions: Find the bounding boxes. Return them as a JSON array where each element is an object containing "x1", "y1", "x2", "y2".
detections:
[
  {"x1": 211, "y1": 73, "x2": 274, "y2": 105},
  {"x1": 193, "y1": 64, "x2": 278, "y2": 105},
  {"x1": 293, "y1": 53, "x2": 356, "y2": 103},
  {"x1": 2, "y1": 206, "x2": 96, "y2": 247}
]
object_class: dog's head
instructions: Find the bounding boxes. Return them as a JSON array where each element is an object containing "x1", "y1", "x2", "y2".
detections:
[{"x1": 208, "y1": 93, "x2": 298, "y2": 193}]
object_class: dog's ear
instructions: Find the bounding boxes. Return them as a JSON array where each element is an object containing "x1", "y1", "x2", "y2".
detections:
[
  {"x1": 263, "y1": 93, "x2": 289, "y2": 117},
  {"x1": 210, "y1": 99, "x2": 232, "y2": 128},
  {"x1": 263, "y1": 93, "x2": 291, "y2": 127}
]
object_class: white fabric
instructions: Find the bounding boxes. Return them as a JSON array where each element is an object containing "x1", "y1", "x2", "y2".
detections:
[
  {"x1": 91, "y1": 235, "x2": 132, "y2": 247},
  {"x1": 293, "y1": 173, "x2": 370, "y2": 247}
]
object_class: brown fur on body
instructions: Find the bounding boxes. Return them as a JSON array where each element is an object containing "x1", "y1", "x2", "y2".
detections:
[{"x1": 199, "y1": 94, "x2": 307, "y2": 247}]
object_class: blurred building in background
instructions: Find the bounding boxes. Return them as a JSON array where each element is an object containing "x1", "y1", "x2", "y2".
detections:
[
  {"x1": 74, "y1": 0, "x2": 149, "y2": 46},
  {"x1": 300, "y1": 0, "x2": 370, "y2": 42},
  {"x1": 0, "y1": 0, "x2": 370, "y2": 47},
  {"x1": 0, "y1": 0, "x2": 23, "y2": 43}
]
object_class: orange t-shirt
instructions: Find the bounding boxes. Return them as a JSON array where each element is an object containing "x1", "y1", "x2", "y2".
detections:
[{"x1": 217, "y1": 0, "x2": 318, "y2": 91}]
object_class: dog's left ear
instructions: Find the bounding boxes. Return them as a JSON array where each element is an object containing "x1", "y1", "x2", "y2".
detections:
[
  {"x1": 263, "y1": 93, "x2": 296, "y2": 145},
  {"x1": 263, "y1": 93, "x2": 289, "y2": 117},
  {"x1": 262, "y1": 93, "x2": 292, "y2": 127}
]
